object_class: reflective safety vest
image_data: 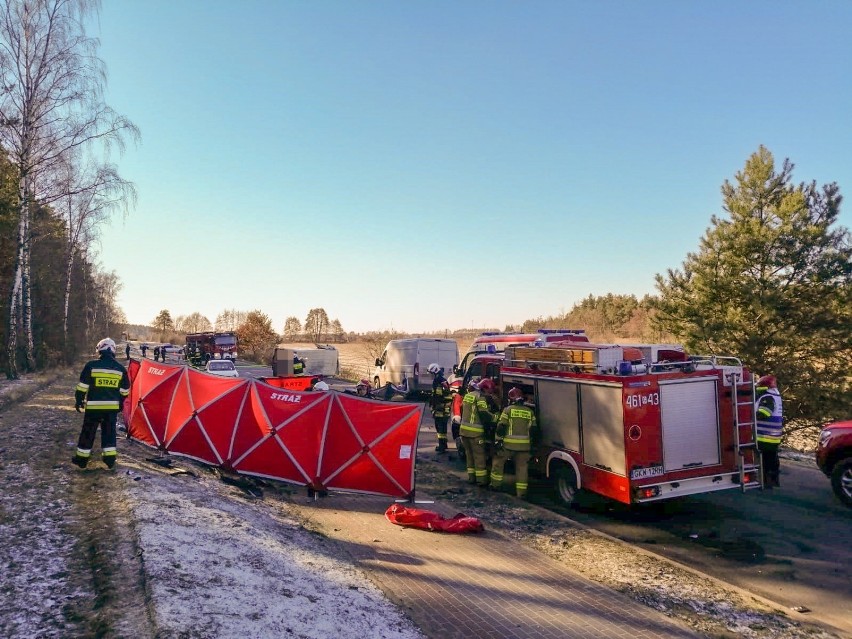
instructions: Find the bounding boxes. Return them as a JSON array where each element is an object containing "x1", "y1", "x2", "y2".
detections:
[
  {"x1": 755, "y1": 387, "x2": 783, "y2": 444},
  {"x1": 293, "y1": 358, "x2": 304, "y2": 375},
  {"x1": 460, "y1": 390, "x2": 494, "y2": 438},
  {"x1": 496, "y1": 402, "x2": 537, "y2": 451},
  {"x1": 75, "y1": 354, "x2": 130, "y2": 412}
]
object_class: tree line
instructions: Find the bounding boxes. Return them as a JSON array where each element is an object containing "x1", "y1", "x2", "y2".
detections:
[
  {"x1": 0, "y1": 0, "x2": 137, "y2": 378},
  {"x1": 143, "y1": 307, "x2": 348, "y2": 364}
]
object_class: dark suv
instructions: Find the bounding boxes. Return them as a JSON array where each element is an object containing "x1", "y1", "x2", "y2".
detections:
[{"x1": 816, "y1": 419, "x2": 852, "y2": 507}]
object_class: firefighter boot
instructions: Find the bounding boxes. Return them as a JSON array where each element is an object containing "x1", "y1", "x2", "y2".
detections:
[
  {"x1": 71, "y1": 454, "x2": 88, "y2": 469},
  {"x1": 455, "y1": 438, "x2": 466, "y2": 463},
  {"x1": 435, "y1": 438, "x2": 448, "y2": 453}
]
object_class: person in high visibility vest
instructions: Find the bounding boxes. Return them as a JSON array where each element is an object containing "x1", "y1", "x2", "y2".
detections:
[
  {"x1": 427, "y1": 363, "x2": 452, "y2": 453},
  {"x1": 293, "y1": 354, "x2": 305, "y2": 375},
  {"x1": 490, "y1": 387, "x2": 538, "y2": 498},
  {"x1": 755, "y1": 374, "x2": 784, "y2": 488},
  {"x1": 460, "y1": 378, "x2": 497, "y2": 486},
  {"x1": 73, "y1": 338, "x2": 131, "y2": 469}
]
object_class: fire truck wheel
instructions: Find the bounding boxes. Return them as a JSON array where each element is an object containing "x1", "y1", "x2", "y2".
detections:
[
  {"x1": 553, "y1": 464, "x2": 579, "y2": 506},
  {"x1": 830, "y1": 457, "x2": 852, "y2": 507}
]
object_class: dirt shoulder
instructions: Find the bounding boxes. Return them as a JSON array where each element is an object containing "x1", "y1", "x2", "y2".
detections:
[{"x1": 0, "y1": 370, "x2": 154, "y2": 638}]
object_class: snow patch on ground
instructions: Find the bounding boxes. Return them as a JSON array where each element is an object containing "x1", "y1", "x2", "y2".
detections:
[{"x1": 121, "y1": 463, "x2": 425, "y2": 639}]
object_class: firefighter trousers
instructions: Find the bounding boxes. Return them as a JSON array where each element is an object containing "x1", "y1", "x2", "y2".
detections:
[
  {"x1": 490, "y1": 449, "x2": 531, "y2": 498},
  {"x1": 74, "y1": 411, "x2": 119, "y2": 468},
  {"x1": 433, "y1": 415, "x2": 449, "y2": 450},
  {"x1": 461, "y1": 435, "x2": 489, "y2": 486},
  {"x1": 758, "y1": 442, "x2": 780, "y2": 487}
]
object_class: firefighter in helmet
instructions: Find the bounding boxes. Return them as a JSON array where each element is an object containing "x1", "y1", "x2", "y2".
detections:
[
  {"x1": 427, "y1": 363, "x2": 452, "y2": 453},
  {"x1": 490, "y1": 387, "x2": 538, "y2": 498},
  {"x1": 460, "y1": 378, "x2": 497, "y2": 486},
  {"x1": 755, "y1": 374, "x2": 784, "y2": 488},
  {"x1": 72, "y1": 338, "x2": 131, "y2": 469}
]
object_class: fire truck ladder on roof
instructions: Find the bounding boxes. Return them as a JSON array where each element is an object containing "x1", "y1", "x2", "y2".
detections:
[{"x1": 729, "y1": 370, "x2": 763, "y2": 491}]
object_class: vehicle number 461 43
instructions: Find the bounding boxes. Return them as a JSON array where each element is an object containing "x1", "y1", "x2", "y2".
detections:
[{"x1": 625, "y1": 392, "x2": 659, "y2": 409}]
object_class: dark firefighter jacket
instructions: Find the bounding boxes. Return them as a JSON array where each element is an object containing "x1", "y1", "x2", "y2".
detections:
[
  {"x1": 75, "y1": 353, "x2": 131, "y2": 412},
  {"x1": 431, "y1": 375, "x2": 451, "y2": 418}
]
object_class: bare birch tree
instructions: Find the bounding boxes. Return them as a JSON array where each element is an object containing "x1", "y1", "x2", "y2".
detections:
[
  {"x1": 55, "y1": 154, "x2": 135, "y2": 352},
  {"x1": 0, "y1": 0, "x2": 139, "y2": 378}
]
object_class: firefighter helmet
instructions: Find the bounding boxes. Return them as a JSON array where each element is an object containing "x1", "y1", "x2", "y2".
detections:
[
  {"x1": 478, "y1": 378, "x2": 496, "y2": 394},
  {"x1": 507, "y1": 387, "x2": 524, "y2": 402},
  {"x1": 757, "y1": 375, "x2": 777, "y2": 389},
  {"x1": 314, "y1": 381, "x2": 330, "y2": 391},
  {"x1": 467, "y1": 379, "x2": 479, "y2": 392},
  {"x1": 427, "y1": 363, "x2": 441, "y2": 375},
  {"x1": 96, "y1": 338, "x2": 116, "y2": 354}
]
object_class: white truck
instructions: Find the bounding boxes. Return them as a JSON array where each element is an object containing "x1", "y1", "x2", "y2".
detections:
[{"x1": 372, "y1": 338, "x2": 459, "y2": 393}]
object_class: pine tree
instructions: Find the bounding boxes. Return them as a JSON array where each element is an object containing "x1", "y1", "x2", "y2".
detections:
[{"x1": 654, "y1": 146, "x2": 851, "y2": 429}]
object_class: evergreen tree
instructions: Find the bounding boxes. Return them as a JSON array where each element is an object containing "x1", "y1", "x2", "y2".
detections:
[
  {"x1": 152, "y1": 309, "x2": 174, "y2": 334},
  {"x1": 654, "y1": 146, "x2": 851, "y2": 427}
]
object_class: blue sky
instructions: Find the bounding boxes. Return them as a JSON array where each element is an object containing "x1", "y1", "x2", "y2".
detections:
[{"x1": 93, "y1": 1, "x2": 852, "y2": 334}]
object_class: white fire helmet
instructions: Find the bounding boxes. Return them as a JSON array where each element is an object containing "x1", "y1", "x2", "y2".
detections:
[
  {"x1": 96, "y1": 338, "x2": 116, "y2": 354},
  {"x1": 427, "y1": 363, "x2": 441, "y2": 375},
  {"x1": 314, "y1": 381, "x2": 330, "y2": 391}
]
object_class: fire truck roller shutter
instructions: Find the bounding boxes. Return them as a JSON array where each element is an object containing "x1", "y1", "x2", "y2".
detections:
[
  {"x1": 580, "y1": 383, "x2": 626, "y2": 476},
  {"x1": 659, "y1": 378, "x2": 720, "y2": 471},
  {"x1": 536, "y1": 379, "x2": 581, "y2": 452}
]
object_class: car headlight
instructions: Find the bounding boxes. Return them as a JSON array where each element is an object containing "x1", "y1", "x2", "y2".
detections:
[{"x1": 819, "y1": 429, "x2": 832, "y2": 444}]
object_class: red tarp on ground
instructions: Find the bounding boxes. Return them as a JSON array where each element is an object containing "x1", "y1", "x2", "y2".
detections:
[
  {"x1": 384, "y1": 504, "x2": 485, "y2": 534},
  {"x1": 124, "y1": 360, "x2": 422, "y2": 499}
]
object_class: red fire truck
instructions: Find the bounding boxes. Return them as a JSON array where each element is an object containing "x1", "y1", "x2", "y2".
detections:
[
  {"x1": 497, "y1": 342, "x2": 762, "y2": 505},
  {"x1": 185, "y1": 332, "x2": 238, "y2": 364}
]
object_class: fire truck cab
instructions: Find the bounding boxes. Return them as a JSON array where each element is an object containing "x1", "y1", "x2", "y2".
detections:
[
  {"x1": 499, "y1": 342, "x2": 762, "y2": 506},
  {"x1": 185, "y1": 331, "x2": 238, "y2": 365},
  {"x1": 451, "y1": 329, "x2": 588, "y2": 389}
]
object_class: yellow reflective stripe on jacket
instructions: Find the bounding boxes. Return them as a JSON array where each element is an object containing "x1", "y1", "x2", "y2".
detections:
[
  {"x1": 85, "y1": 400, "x2": 121, "y2": 410},
  {"x1": 76, "y1": 382, "x2": 89, "y2": 392}
]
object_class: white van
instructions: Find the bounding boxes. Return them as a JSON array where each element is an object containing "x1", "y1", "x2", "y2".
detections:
[{"x1": 372, "y1": 338, "x2": 459, "y2": 393}]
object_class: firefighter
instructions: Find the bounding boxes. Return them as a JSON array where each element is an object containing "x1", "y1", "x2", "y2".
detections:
[
  {"x1": 153, "y1": 345, "x2": 160, "y2": 361},
  {"x1": 125, "y1": 342, "x2": 131, "y2": 361},
  {"x1": 755, "y1": 374, "x2": 784, "y2": 488},
  {"x1": 490, "y1": 387, "x2": 538, "y2": 498},
  {"x1": 427, "y1": 363, "x2": 452, "y2": 453},
  {"x1": 293, "y1": 354, "x2": 305, "y2": 375},
  {"x1": 450, "y1": 381, "x2": 464, "y2": 461},
  {"x1": 460, "y1": 378, "x2": 496, "y2": 486},
  {"x1": 72, "y1": 338, "x2": 131, "y2": 469}
]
